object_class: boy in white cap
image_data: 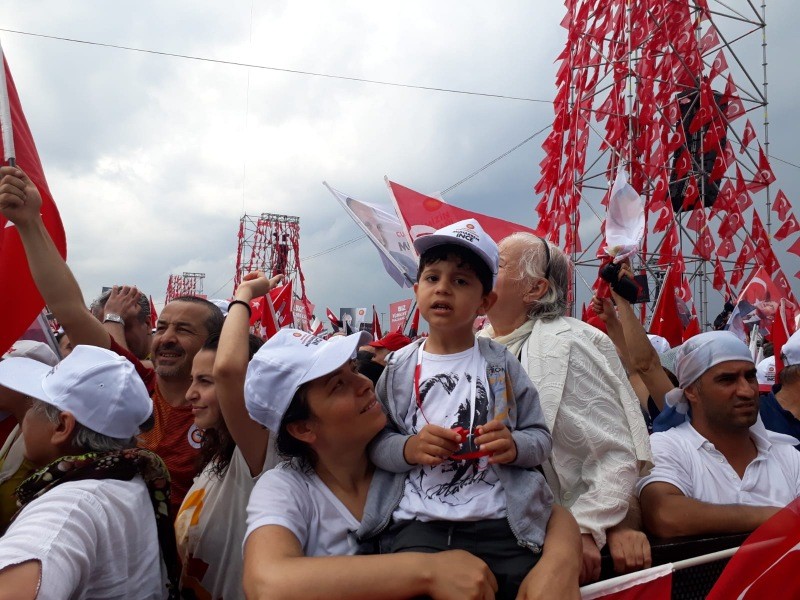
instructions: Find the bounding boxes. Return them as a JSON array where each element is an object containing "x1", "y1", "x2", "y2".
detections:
[
  {"x1": 0, "y1": 345, "x2": 175, "y2": 599},
  {"x1": 759, "y1": 332, "x2": 800, "y2": 448},
  {"x1": 638, "y1": 331, "x2": 800, "y2": 539},
  {"x1": 369, "y1": 219, "x2": 553, "y2": 599}
]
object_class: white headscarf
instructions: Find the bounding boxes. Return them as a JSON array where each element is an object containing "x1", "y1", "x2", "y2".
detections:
[{"x1": 664, "y1": 331, "x2": 754, "y2": 414}]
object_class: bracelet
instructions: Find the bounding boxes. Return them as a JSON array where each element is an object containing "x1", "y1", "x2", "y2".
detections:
[{"x1": 228, "y1": 299, "x2": 252, "y2": 317}]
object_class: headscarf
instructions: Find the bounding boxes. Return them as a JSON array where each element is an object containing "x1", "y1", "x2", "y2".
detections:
[{"x1": 655, "y1": 331, "x2": 753, "y2": 431}]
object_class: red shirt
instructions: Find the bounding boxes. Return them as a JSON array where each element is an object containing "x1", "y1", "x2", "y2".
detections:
[{"x1": 109, "y1": 338, "x2": 201, "y2": 514}]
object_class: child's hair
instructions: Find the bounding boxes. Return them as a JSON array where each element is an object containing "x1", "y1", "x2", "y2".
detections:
[
  {"x1": 417, "y1": 243, "x2": 493, "y2": 295},
  {"x1": 197, "y1": 332, "x2": 264, "y2": 478}
]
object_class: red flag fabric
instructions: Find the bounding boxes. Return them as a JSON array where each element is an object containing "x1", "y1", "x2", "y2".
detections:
[
  {"x1": 387, "y1": 180, "x2": 542, "y2": 246},
  {"x1": 772, "y1": 189, "x2": 792, "y2": 221},
  {"x1": 771, "y1": 300, "x2": 790, "y2": 376},
  {"x1": 707, "y1": 498, "x2": 800, "y2": 600},
  {"x1": 580, "y1": 564, "x2": 672, "y2": 599},
  {"x1": 0, "y1": 54, "x2": 67, "y2": 356},
  {"x1": 326, "y1": 307, "x2": 342, "y2": 332},
  {"x1": 248, "y1": 296, "x2": 265, "y2": 327},
  {"x1": 389, "y1": 299, "x2": 412, "y2": 333},
  {"x1": 408, "y1": 307, "x2": 420, "y2": 338},
  {"x1": 748, "y1": 146, "x2": 777, "y2": 192},
  {"x1": 148, "y1": 295, "x2": 158, "y2": 329},
  {"x1": 263, "y1": 281, "x2": 294, "y2": 338},
  {"x1": 371, "y1": 305, "x2": 382, "y2": 341},
  {"x1": 774, "y1": 213, "x2": 800, "y2": 242},
  {"x1": 650, "y1": 266, "x2": 684, "y2": 348},
  {"x1": 740, "y1": 119, "x2": 757, "y2": 152}
]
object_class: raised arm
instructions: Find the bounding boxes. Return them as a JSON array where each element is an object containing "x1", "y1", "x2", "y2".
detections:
[
  {"x1": 0, "y1": 167, "x2": 109, "y2": 349},
  {"x1": 640, "y1": 481, "x2": 780, "y2": 538},
  {"x1": 243, "y1": 525, "x2": 497, "y2": 600},
  {"x1": 213, "y1": 272, "x2": 282, "y2": 476}
]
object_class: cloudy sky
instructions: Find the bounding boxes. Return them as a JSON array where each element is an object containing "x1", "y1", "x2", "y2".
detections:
[{"x1": 2, "y1": 1, "x2": 798, "y2": 328}]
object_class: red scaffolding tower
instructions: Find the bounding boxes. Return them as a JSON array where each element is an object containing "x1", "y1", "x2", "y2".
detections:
[
  {"x1": 165, "y1": 272, "x2": 206, "y2": 304},
  {"x1": 234, "y1": 213, "x2": 311, "y2": 326}
]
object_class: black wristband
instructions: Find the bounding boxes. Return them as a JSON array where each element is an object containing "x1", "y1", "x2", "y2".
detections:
[{"x1": 228, "y1": 299, "x2": 252, "y2": 317}]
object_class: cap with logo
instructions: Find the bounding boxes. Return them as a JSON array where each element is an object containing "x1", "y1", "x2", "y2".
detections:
[
  {"x1": 0, "y1": 345, "x2": 152, "y2": 439},
  {"x1": 245, "y1": 328, "x2": 371, "y2": 432},
  {"x1": 756, "y1": 356, "x2": 776, "y2": 393},
  {"x1": 412, "y1": 218, "x2": 499, "y2": 286}
]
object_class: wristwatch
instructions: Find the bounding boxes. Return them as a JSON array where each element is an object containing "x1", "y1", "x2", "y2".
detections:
[{"x1": 103, "y1": 313, "x2": 125, "y2": 326}]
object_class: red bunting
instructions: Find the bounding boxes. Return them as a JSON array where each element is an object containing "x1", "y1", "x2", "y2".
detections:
[
  {"x1": 747, "y1": 145, "x2": 777, "y2": 192},
  {"x1": 740, "y1": 119, "x2": 757, "y2": 152},
  {"x1": 772, "y1": 190, "x2": 792, "y2": 221},
  {"x1": 717, "y1": 236, "x2": 736, "y2": 259}
]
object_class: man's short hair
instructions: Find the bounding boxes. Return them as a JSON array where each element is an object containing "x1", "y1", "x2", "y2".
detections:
[
  {"x1": 90, "y1": 289, "x2": 150, "y2": 324},
  {"x1": 417, "y1": 243, "x2": 493, "y2": 296},
  {"x1": 779, "y1": 364, "x2": 800, "y2": 387},
  {"x1": 169, "y1": 296, "x2": 225, "y2": 337}
]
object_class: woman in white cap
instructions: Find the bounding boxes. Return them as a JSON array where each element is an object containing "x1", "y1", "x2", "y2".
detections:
[
  {"x1": 235, "y1": 272, "x2": 582, "y2": 600},
  {"x1": 0, "y1": 345, "x2": 174, "y2": 599},
  {"x1": 481, "y1": 233, "x2": 652, "y2": 583}
]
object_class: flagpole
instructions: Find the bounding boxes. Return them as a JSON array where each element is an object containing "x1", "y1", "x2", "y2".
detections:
[{"x1": 0, "y1": 38, "x2": 16, "y2": 167}]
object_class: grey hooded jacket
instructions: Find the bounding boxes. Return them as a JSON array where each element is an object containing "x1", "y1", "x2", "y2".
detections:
[{"x1": 358, "y1": 336, "x2": 553, "y2": 552}]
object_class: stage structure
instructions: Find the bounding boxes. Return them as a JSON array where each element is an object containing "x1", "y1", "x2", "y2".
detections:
[
  {"x1": 538, "y1": 0, "x2": 799, "y2": 330},
  {"x1": 234, "y1": 212, "x2": 312, "y2": 326},
  {"x1": 165, "y1": 272, "x2": 206, "y2": 304}
]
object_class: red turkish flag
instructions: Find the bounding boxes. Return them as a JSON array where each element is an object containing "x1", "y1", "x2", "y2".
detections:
[
  {"x1": 699, "y1": 26, "x2": 721, "y2": 53},
  {"x1": 371, "y1": 304, "x2": 382, "y2": 341},
  {"x1": 713, "y1": 257, "x2": 728, "y2": 292},
  {"x1": 709, "y1": 50, "x2": 729, "y2": 81},
  {"x1": 734, "y1": 166, "x2": 753, "y2": 211},
  {"x1": 734, "y1": 238, "x2": 756, "y2": 272},
  {"x1": 652, "y1": 200, "x2": 674, "y2": 233},
  {"x1": 694, "y1": 226, "x2": 715, "y2": 261},
  {"x1": 148, "y1": 296, "x2": 158, "y2": 329},
  {"x1": 686, "y1": 207, "x2": 704, "y2": 232},
  {"x1": 263, "y1": 281, "x2": 294, "y2": 339},
  {"x1": 774, "y1": 213, "x2": 800, "y2": 242},
  {"x1": 748, "y1": 146, "x2": 777, "y2": 192},
  {"x1": 718, "y1": 205, "x2": 745, "y2": 240},
  {"x1": 0, "y1": 54, "x2": 67, "y2": 356},
  {"x1": 707, "y1": 498, "x2": 800, "y2": 600},
  {"x1": 650, "y1": 265, "x2": 685, "y2": 348},
  {"x1": 717, "y1": 236, "x2": 736, "y2": 259},
  {"x1": 740, "y1": 119, "x2": 757, "y2": 152},
  {"x1": 771, "y1": 300, "x2": 791, "y2": 376},
  {"x1": 724, "y1": 76, "x2": 746, "y2": 121},
  {"x1": 387, "y1": 180, "x2": 542, "y2": 244},
  {"x1": 772, "y1": 190, "x2": 792, "y2": 221},
  {"x1": 787, "y1": 235, "x2": 800, "y2": 258},
  {"x1": 715, "y1": 179, "x2": 736, "y2": 212}
]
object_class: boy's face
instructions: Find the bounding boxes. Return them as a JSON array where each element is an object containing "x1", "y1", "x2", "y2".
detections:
[{"x1": 414, "y1": 253, "x2": 496, "y2": 334}]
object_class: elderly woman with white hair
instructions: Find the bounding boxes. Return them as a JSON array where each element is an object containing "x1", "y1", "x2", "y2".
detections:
[{"x1": 480, "y1": 232, "x2": 652, "y2": 583}]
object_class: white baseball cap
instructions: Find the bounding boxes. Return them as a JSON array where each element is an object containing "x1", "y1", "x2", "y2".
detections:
[
  {"x1": 245, "y1": 328, "x2": 372, "y2": 432},
  {"x1": 2, "y1": 340, "x2": 59, "y2": 366},
  {"x1": 647, "y1": 334, "x2": 671, "y2": 355},
  {"x1": 0, "y1": 345, "x2": 152, "y2": 439},
  {"x1": 412, "y1": 218, "x2": 498, "y2": 286},
  {"x1": 756, "y1": 356, "x2": 776, "y2": 392},
  {"x1": 781, "y1": 329, "x2": 800, "y2": 368}
]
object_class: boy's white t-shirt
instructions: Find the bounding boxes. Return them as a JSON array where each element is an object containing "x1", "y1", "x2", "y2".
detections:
[
  {"x1": 394, "y1": 345, "x2": 507, "y2": 522},
  {"x1": 245, "y1": 462, "x2": 361, "y2": 557}
]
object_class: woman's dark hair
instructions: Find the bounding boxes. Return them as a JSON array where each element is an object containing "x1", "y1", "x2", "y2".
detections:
[
  {"x1": 197, "y1": 332, "x2": 264, "y2": 478},
  {"x1": 275, "y1": 383, "x2": 317, "y2": 468},
  {"x1": 417, "y1": 243, "x2": 493, "y2": 296}
]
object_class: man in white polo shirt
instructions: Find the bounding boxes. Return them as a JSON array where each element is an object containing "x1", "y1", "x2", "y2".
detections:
[
  {"x1": 0, "y1": 345, "x2": 173, "y2": 599},
  {"x1": 638, "y1": 331, "x2": 800, "y2": 539}
]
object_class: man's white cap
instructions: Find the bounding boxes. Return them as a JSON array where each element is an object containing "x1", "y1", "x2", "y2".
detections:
[
  {"x1": 647, "y1": 334, "x2": 671, "y2": 355},
  {"x1": 245, "y1": 328, "x2": 371, "y2": 432},
  {"x1": 0, "y1": 345, "x2": 152, "y2": 439},
  {"x1": 2, "y1": 340, "x2": 59, "y2": 367},
  {"x1": 756, "y1": 356, "x2": 776, "y2": 392},
  {"x1": 412, "y1": 218, "x2": 499, "y2": 286},
  {"x1": 781, "y1": 329, "x2": 800, "y2": 368}
]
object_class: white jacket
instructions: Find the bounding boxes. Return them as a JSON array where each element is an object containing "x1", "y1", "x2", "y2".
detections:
[{"x1": 482, "y1": 316, "x2": 652, "y2": 548}]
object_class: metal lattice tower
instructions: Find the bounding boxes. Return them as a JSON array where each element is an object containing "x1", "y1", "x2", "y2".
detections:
[{"x1": 165, "y1": 272, "x2": 206, "y2": 304}]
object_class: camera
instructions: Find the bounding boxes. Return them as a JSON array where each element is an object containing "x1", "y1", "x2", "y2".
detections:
[{"x1": 600, "y1": 262, "x2": 642, "y2": 304}]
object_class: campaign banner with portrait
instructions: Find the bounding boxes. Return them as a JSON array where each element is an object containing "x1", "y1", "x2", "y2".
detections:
[
  {"x1": 389, "y1": 299, "x2": 412, "y2": 333},
  {"x1": 340, "y1": 307, "x2": 368, "y2": 332},
  {"x1": 726, "y1": 267, "x2": 794, "y2": 342},
  {"x1": 326, "y1": 183, "x2": 418, "y2": 288}
]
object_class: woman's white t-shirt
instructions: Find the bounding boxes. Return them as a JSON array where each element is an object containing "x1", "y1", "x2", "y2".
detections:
[{"x1": 245, "y1": 461, "x2": 361, "y2": 557}]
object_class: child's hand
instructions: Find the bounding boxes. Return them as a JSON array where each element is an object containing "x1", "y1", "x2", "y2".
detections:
[
  {"x1": 475, "y1": 420, "x2": 517, "y2": 464},
  {"x1": 404, "y1": 424, "x2": 461, "y2": 466}
]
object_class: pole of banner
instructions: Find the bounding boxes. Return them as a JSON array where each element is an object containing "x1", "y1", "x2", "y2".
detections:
[
  {"x1": 0, "y1": 38, "x2": 17, "y2": 167},
  {"x1": 671, "y1": 546, "x2": 739, "y2": 571}
]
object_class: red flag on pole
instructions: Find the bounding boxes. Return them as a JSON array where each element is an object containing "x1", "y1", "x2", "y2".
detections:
[
  {"x1": 148, "y1": 295, "x2": 158, "y2": 329},
  {"x1": 371, "y1": 305, "x2": 382, "y2": 341},
  {"x1": 263, "y1": 281, "x2": 294, "y2": 338},
  {"x1": 0, "y1": 48, "x2": 67, "y2": 356},
  {"x1": 580, "y1": 564, "x2": 672, "y2": 599},
  {"x1": 771, "y1": 299, "x2": 791, "y2": 376},
  {"x1": 649, "y1": 266, "x2": 684, "y2": 348},
  {"x1": 326, "y1": 307, "x2": 342, "y2": 332},
  {"x1": 408, "y1": 307, "x2": 420, "y2": 338}
]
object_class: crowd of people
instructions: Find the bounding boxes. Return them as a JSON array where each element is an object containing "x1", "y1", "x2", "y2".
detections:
[{"x1": 0, "y1": 164, "x2": 798, "y2": 599}]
